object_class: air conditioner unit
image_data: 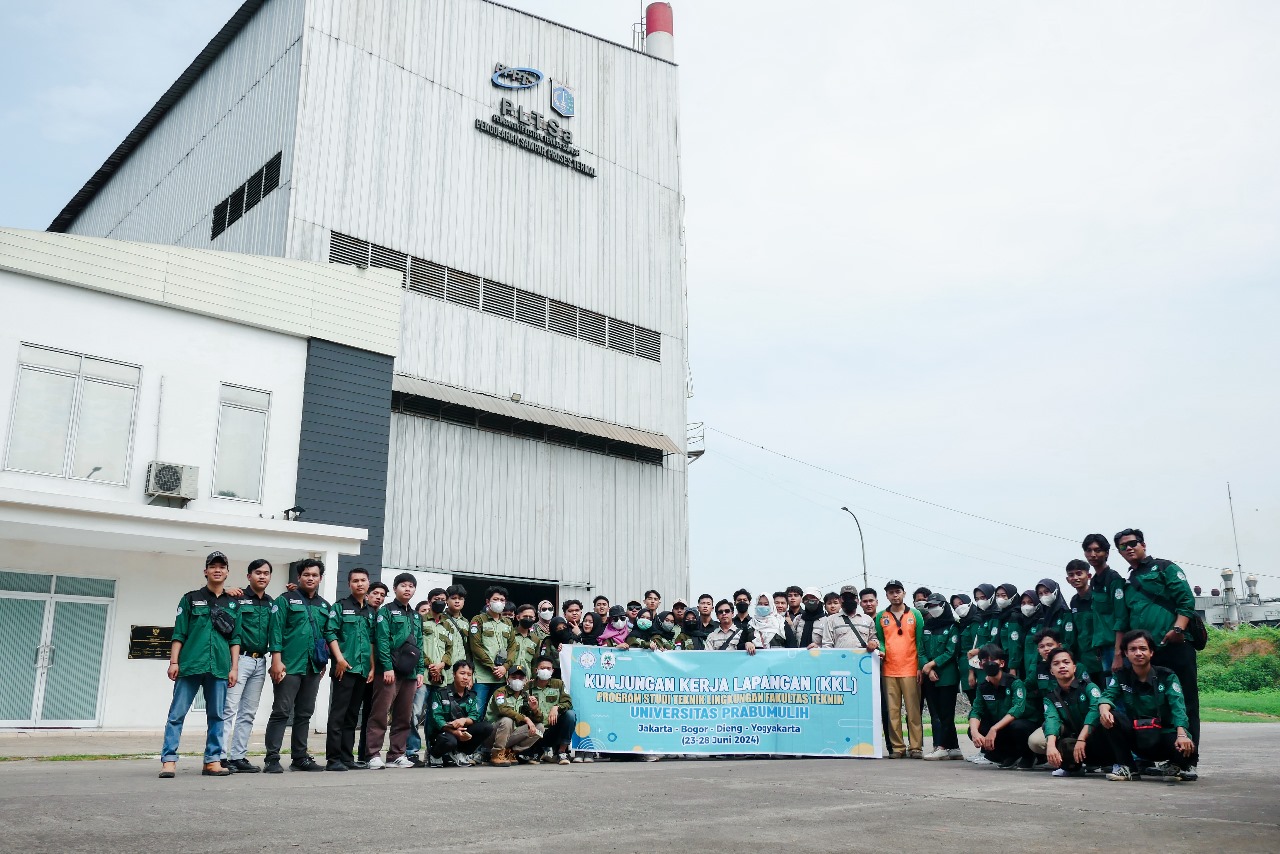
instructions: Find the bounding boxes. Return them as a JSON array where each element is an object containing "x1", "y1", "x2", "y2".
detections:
[{"x1": 145, "y1": 461, "x2": 199, "y2": 501}]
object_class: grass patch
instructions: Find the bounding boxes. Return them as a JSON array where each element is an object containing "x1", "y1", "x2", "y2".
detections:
[
  {"x1": 1200, "y1": 689, "x2": 1280, "y2": 720},
  {"x1": 40, "y1": 753, "x2": 153, "y2": 762}
]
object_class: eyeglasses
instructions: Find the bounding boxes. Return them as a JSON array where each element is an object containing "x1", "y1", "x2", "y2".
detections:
[
  {"x1": 1118, "y1": 541, "x2": 1143, "y2": 551},
  {"x1": 716, "y1": 609, "x2": 732, "y2": 615}
]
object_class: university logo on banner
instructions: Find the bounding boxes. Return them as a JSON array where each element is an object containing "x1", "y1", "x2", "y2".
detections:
[{"x1": 551, "y1": 81, "x2": 575, "y2": 117}]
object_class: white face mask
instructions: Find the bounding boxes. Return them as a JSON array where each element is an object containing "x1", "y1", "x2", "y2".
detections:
[
  {"x1": 535, "y1": 668, "x2": 553, "y2": 681},
  {"x1": 1039, "y1": 593, "x2": 1057, "y2": 608},
  {"x1": 974, "y1": 598, "x2": 991, "y2": 612},
  {"x1": 507, "y1": 679, "x2": 525, "y2": 692},
  {"x1": 539, "y1": 609, "x2": 554, "y2": 621},
  {"x1": 1020, "y1": 604, "x2": 1038, "y2": 617},
  {"x1": 612, "y1": 619, "x2": 628, "y2": 630},
  {"x1": 995, "y1": 596, "x2": 1011, "y2": 610},
  {"x1": 954, "y1": 604, "x2": 971, "y2": 619},
  {"x1": 926, "y1": 606, "x2": 945, "y2": 618},
  {"x1": 489, "y1": 600, "x2": 505, "y2": 614},
  {"x1": 661, "y1": 622, "x2": 676, "y2": 633}
]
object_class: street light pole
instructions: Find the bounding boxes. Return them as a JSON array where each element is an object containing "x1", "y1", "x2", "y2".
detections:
[{"x1": 839, "y1": 507, "x2": 868, "y2": 591}]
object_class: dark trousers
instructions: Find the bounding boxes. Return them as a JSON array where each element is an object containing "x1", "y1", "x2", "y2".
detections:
[
  {"x1": 974, "y1": 717, "x2": 1037, "y2": 764},
  {"x1": 326, "y1": 670, "x2": 367, "y2": 764},
  {"x1": 922, "y1": 681, "x2": 960, "y2": 750},
  {"x1": 878, "y1": 675, "x2": 893, "y2": 751},
  {"x1": 1050, "y1": 734, "x2": 1113, "y2": 771},
  {"x1": 432, "y1": 720, "x2": 495, "y2": 757},
  {"x1": 264, "y1": 672, "x2": 322, "y2": 764},
  {"x1": 1103, "y1": 709, "x2": 1190, "y2": 771},
  {"x1": 366, "y1": 673, "x2": 416, "y2": 761},
  {"x1": 540, "y1": 709, "x2": 578, "y2": 751},
  {"x1": 356, "y1": 680, "x2": 375, "y2": 761},
  {"x1": 1152, "y1": 641, "x2": 1200, "y2": 764}
]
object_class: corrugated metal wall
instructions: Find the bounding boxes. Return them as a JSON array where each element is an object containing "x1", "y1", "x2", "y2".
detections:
[{"x1": 66, "y1": 0, "x2": 305, "y2": 255}]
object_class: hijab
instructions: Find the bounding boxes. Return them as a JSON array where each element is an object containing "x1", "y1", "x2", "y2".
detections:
[
  {"x1": 547, "y1": 616, "x2": 574, "y2": 650},
  {"x1": 630, "y1": 608, "x2": 657, "y2": 646},
  {"x1": 1018, "y1": 590, "x2": 1041, "y2": 629},
  {"x1": 952, "y1": 593, "x2": 977, "y2": 630},
  {"x1": 995, "y1": 582, "x2": 1022, "y2": 627},
  {"x1": 1036, "y1": 578, "x2": 1068, "y2": 623},
  {"x1": 749, "y1": 598, "x2": 786, "y2": 647},
  {"x1": 923, "y1": 598, "x2": 955, "y2": 632},
  {"x1": 580, "y1": 612, "x2": 601, "y2": 643}
]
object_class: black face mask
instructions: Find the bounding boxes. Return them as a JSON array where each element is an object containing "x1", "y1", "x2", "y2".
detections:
[
  {"x1": 841, "y1": 596, "x2": 858, "y2": 615},
  {"x1": 518, "y1": 617, "x2": 537, "y2": 628},
  {"x1": 804, "y1": 601, "x2": 821, "y2": 614},
  {"x1": 430, "y1": 600, "x2": 447, "y2": 614},
  {"x1": 735, "y1": 601, "x2": 749, "y2": 614},
  {"x1": 983, "y1": 661, "x2": 1003, "y2": 676}
]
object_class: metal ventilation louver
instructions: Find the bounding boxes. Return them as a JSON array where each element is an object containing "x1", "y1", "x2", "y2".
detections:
[
  {"x1": 409, "y1": 258, "x2": 446, "y2": 299},
  {"x1": 145, "y1": 461, "x2": 199, "y2": 501},
  {"x1": 329, "y1": 233, "x2": 370, "y2": 268},
  {"x1": 482, "y1": 280, "x2": 515, "y2": 318}
]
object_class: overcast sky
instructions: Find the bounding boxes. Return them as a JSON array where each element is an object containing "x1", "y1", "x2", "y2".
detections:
[{"x1": 2, "y1": 1, "x2": 1276, "y2": 603}]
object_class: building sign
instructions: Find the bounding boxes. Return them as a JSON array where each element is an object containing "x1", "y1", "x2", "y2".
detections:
[
  {"x1": 129, "y1": 625, "x2": 174, "y2": 660},
  {"x1": 476, "y1": 82, "x2": 595, "y2": 176},
  {"x1": 492, "y1": 63, "x2": 543, "y2": 89},
  {"x1": 551, "y1": 81, "x2": 575, "y2": 117}
]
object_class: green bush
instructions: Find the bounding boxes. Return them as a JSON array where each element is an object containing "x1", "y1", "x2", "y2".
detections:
[{"x1": 1198, "y1": 626, "x2": 1280, "y2": 692}]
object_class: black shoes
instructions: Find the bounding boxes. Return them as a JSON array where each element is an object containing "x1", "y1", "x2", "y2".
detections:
[
  {"x1": 291, "y1": 757, "x2": 325, "y2": 772},
  {"x1": 407, "y1": 754, "x2": 425, "y2": 768},
  {"x1": 226, "y1": 758, "x2": 260, "y2": 774},
  {"x1": 345, "y1": 760, "x2": 368, "y2": 770},
  {"x1": 325, "y1": 760, "x2": 349, "y2": 772},
  {"x1": 263, "y1": 761, "x2": 284, "y2": 774}
]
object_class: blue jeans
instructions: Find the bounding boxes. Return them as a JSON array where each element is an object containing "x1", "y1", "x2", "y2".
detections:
[
  {"x1": 162, "y1": 674, "x2": 227, "y2": 763},
  {"x1": 1100, "y1": 646, "x2": 1116, "y2": 673},
  {"x1": 406, "y1": 684, "x2": 429, "y2": 754},
  {"x1": 222, "y1": 654, "x2": 267, "y2": 760},
  {"x1": 543, "y1": 708, "x2": 577, "y2": 750},
  {"x1": 472, "y1": 681, "x2": 497, "y2": 717}
]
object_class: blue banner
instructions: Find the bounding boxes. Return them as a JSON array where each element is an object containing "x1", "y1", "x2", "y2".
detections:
[{"x1": 558, "y1": 646, "x2": 882, "y2": 758}]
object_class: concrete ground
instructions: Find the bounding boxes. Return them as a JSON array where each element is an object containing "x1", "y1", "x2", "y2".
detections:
[{"x1": 0, "y1": 723, "x2": 1276, "y2": 853}]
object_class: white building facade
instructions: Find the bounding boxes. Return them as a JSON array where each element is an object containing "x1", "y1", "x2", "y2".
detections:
[
  {"x1": 53, "y1": 0, "x2": 691, "y2": 609},
  {"x1": 0, "y1": 227, "x2": 401, "y2": 728}
]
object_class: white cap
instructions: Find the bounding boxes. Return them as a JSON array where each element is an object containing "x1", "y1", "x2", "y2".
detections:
[{"x1": 802, "y1": 586, "x2": 821, "y2": 600}]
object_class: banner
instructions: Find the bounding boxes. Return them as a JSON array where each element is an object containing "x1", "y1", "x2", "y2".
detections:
[{"x1": 559, "y1": 646, "x2": 882, "y2": 758}]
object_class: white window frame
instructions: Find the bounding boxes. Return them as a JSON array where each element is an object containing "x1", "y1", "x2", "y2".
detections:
[
  {"x1": 3, "y1": 343, "x2": 140, "y2": 486},
  {"x1": 211, "y1": 383, "x2": 271, "y2": 503}
]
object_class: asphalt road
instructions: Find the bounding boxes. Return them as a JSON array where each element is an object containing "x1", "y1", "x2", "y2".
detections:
[{"x1": 0, "y1": 723, "x2": 1276, "y2": 853}]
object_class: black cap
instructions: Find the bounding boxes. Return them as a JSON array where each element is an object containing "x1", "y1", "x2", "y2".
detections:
[
  {"x1": 925, "y1": 593, "x2": 946, "y2": 608},
  {"x1": 205, "y1": 551, "x2": 228, "y2": 567},
  {"x1": 508, "y1": 665, "x2": 528, "y2": 677},
  {"x1": 608, "y1": 604, "x2": 627, "y2": 619},
  {"x1": 884, "y1": 579, "x2": 905, "y2": 591}
]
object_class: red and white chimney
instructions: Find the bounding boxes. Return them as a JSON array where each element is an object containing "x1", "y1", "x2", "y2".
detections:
[{"x1": 645, "y1": 3, "x2": 674, "y2": 61}]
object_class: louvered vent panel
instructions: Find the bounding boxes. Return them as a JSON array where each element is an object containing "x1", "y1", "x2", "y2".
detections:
[
  {"x1": 607, "y1": 318, "x2": 636, "y2": 354},
  {"x1": 512, "y1": 421, "x2": 546, "y2": 441},
  {"x1": 447, "y1": 270, "x2": 481, "y2": 309},
  {"x1": 635, "y1": 327, "x2": 662, "y2": 362},
  {"x1": 477, "y1": 412, "x2": 517, "y2": 433},
  {"x1": 262, "y1": 152, "x2": 282, "y2": 194},
  {"x1": 211, "y1": 200, "x2": 229, "y2": 240},
  {"x1": 548, "y1": 300, "x2": 577, "y2": 336},
  {"x1": 408, "y1": 257, "x2": 446, "y2": 299},
  {"x1": 578, "y1": 434, "x2": 609, "y2": 453},
  {"x1": 208, "y1": 153, "x2": 282, "y2": 242},
  {"x1": 243, "y1": 168, "x2": 264, "y2": 212},
  {"x1": 226, "y1": 186, "x2": 245, "y2": 226},
  {"x1": 329, "y1": 232, "x2": 370, "y2": 267},
  {"x1": 370, "y1": 244, "x2": 408, "y2": 287},
  {"x1": 578, "y1": 310, "x2": 607, "y2": 347},
  {"x1": 440, "y1": 403, "x2": 479, "y2": 426},
  {"x1": 482, "y1": 280, "x2": 515, "y2": 318},
  {"x1": 515, "y1": 289, "x2": 547, "y2": 327}
]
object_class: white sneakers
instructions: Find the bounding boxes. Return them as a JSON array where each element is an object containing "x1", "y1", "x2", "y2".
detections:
[
  {"x1": 968, "y1": 754, "x2": 994, "y2": 766},
  {"x1": 921, "y1": 747, "x2": 950, "y2": 761},
  {"x1": 388, "y1": 755, "x2": 415, "y2": 769},
  {"x1": 367, "y1": 756, "x2": 385, "y2": 770}
]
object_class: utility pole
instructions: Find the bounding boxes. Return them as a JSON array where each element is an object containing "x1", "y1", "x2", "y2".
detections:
[{"x1": 839, "y1": 507, "x2": 869, "y2": 591}]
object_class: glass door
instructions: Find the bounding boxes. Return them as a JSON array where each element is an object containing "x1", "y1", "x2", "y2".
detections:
[
  {"x1": 36, "y1": 600, "x2": 111, "y2": 726},
  {"x1": 0, "y1": 593, "x2": 48, "y2": 726}
]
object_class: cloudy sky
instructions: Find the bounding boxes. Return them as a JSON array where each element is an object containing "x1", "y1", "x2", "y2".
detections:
[{"x1": 2, "y1": 1, "x2": 1276, "y2": 602}]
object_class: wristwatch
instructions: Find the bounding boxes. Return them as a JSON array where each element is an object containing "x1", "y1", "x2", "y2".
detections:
[{"x1": 1171, "y1": 626, "x2": 1185, "y2": 635}]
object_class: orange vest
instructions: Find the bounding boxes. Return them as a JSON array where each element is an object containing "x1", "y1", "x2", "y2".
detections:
[{"x1": 881, "y1": 608, "x2": 919, "y2": 677}]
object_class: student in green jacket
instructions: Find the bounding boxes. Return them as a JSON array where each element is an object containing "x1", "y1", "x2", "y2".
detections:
[
  {"x1": 1082, "y1": 533, "x2": 1128, "y2": 675},
  {"x1": 992, "y1": 583, "x2": 1025, "y2": 678},
  {"x1": 469, "y1": 585, "x2": 514, "y2": 712},
  {"x1": 1099, "y1": 629, "x2": 1196, "y2": 782},
  {"x1": 430, "y1": 660, "x2": 492, "y2": 767},
  {"x1": 1064, "y1": 559, "x2": 1105, "y2": 686},
  {"x1": 323, "y1": 567, "x2": 376, "y2": 771},
  {"x1": 1029, "y1": 646, "x2": 1111, "y2": 776},
  {"x1": 528, "y1": 654, "x2": 575, "y2": 764},
  {"x1": 920, "y1": 594, "x2": 963, "y2": 761},
  {"x1": 160, "y1": 551, "x2": 242, "y2": 779},
  {"x1": 952, "y1": 593, "x2": 984, "y2": 699},
  {"x1": 968, "y1": 644, "x2": 1038, "y2": 770},
  {"x1": 1025, "y1": 578, "x2": 1076, "y2": 672},
  {"x1": 367, "y1": 573, "x2": 425, "y2": 769},
  {"x1": 506, "y1": 603, "x2": 541, "y2": 673}
]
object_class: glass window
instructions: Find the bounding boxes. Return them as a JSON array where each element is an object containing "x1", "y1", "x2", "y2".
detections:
[
  {"x1": 5, "y1": 345, "x2": 138, "y2": 484},
  {"x1": 213, "y1": 385, "x2": 269, "y2": 502}
]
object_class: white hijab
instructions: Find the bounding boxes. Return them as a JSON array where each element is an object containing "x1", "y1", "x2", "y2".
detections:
[{"x1": 750, "y1": 600, "x2": 786, "y2": 646}]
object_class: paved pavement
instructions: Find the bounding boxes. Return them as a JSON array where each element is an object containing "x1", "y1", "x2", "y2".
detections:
[{"x1": 0, "y1": 723, "x2": 1276, "y2": 853}]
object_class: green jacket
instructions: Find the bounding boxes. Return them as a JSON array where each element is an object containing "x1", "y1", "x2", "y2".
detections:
[
  {"x1": 484, "y1": 684, "x2": 544, "y2": 725},
  {"x1": 1068, "y1": 591, "x2": 1103, "y2": 674},
  {"x1": 506, "y1": 629, "x2": 540, "y2": 674},
  {"x1": 430, "y1": 687, "x2": 482, "y2": 733},
  {"x1": 468, "y1": 612, "x2": 513, "y2": 684},
  {"x1": 421, "y1": 616, "x2": 457, "y2": 685},
  {"x1": 1042, "y1": 677, "x2": 1102, "y2": 738},
  {"x1": 528, "y1": 677, "x2": 572, "y2": 714},
  {"x1": 268, "y1": 590, "x2": 334, "y2": 676},
  {"x1": 229, "y1": 590, "x2": 271, "y2": 656},
  {"x1": 1124, "y1": 557, "x2": 1196, "y2": 639},
  {"x1": 974, "y1": 611, "x2": 1002, "y2": 651},
  {"x1": 1089, "y1": 566, "x2": 1129, "y2": 637},
  {"x1": 173, "y1": 587, "x2": 240, "y2": 679},
  {"x1": 956, "y1": 617, "x2": 986, "y2": 688},
  {"x1": 441, "y1": 613, "x2": 470, "y2": 673},
  {"x1": 1024, "y1": 606, "x2": 1076, "y2": 679},
  {"x1": 919, "y1": 621, "x2": 960, "y2": 687},
  {"x1": 970, "y1": 674, "x2": 1034, "y2": 723},
  {"x1": 995, "y1": 613, "x2": 1025, "y2": 678},
  {"x1": 375, "y1": 600, "x2": 425, "y2": 676},
  {"x1": 328, "y1": 594, "x2": 375, "y2": 678},
  {"x1": 1102, "y1": 665, "x2": 1190, "y2": 734}
]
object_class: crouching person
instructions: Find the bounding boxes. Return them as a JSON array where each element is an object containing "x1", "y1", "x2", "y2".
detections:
[
  {"x1": 431, "y1": 661, "x2": 492, "y2": 767},
  {"x1": 484, "y1": 665, "x2": 544, "y2": 766},
  {"x1": 967, "y1": 644, "x2": 1038, "y2": 769},
  {"x1": 1098, "y1": 629, "x2": 1196, "y2": 782},
  {"x1": 529, "y1": 654, "x2": 575, "y2": 764},
  {"x1": 1029, "y1": 647, "x2": 1112, "y2": 776}
]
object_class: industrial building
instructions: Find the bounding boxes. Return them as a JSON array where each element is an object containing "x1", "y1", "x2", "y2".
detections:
[{"x1": 1195, "y1": 570, "x2": 1280, "y2": 628}]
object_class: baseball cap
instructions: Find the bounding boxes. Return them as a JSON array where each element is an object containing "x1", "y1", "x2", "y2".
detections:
[
  {"x1": 840, "y1": 585, "x2": 858, "y2": 595},
  {"x1": 672, "y1": 598, "x2": 688, "y2": 607},
  {"x1": 205, "y1": 551, "x2": 228, "y2": 567},
  {"x1": 802, "y1": 586, "x2": 821, "y2": 600},
  {"x1": 884, "y1": 579, "x2": 905, "y2": 592}
]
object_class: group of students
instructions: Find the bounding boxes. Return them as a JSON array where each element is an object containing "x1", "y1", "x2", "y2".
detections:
[{"x1": 158, "y1": 526, "x2": 1200, "y2": 782}]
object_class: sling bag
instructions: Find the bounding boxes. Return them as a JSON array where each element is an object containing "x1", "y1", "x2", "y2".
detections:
[{"x1": 302, "y1": 597, "x2": 330, "y2": 668}]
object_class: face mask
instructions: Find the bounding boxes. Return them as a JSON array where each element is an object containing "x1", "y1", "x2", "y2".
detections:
[
  {"x1": 612, "y1": 619, "x2": 628, "y2": 630},
  {"x1": 994, "y1": 596, "x2": 1011, "y2": 611},
  {"x1": 637, "y1": 618, "x2": 653, "y2": 630},
  {"x1": 927, "y1": 606, "x2": 944, "y2": 618},
  {"x1": 735, "y1": 601, "x2": 749, "y2": 614},
  {"x1": 841, "y1": 598, "x2": 857, "y2": 615},
  {"x1": 804, "y1": 601, "x2": 820, "y2": 614},
  {"x1": 519, "y1": 617, "x2": 537, "y2": 628},
  {"x1": 535, "y1": 668, "x2": 553, "y2": 681},
  {"x1": 1020, "y1": 604, "x2": 1037, "y2": 617},
  {"x1": 1039, "y1": 593, "x2": 1057, "y2": 608},
  {"x1": 954, "y1": 604, "x2": 971, "y2": 619},
  {"x1": 755, "y1": 605, "x2": 772, "y2": 617},
  {"x1": 507, "y1": 679, "x2": 525, "y2": 692},
  {"x1": 489, "y1": 601, "x2": 504, "y2": 614},
  {"x1": 539, "y1": 609, "x2": 554, "y2": 621},
  {"x1": 661, "y1": 622, "x2": 676, "y2": 633},
  {"x1": 914, "y1": 601, "x2": 928, "y2": 610},
  {"x1": 982, "y1": 661, "x2": 1002, "y2": 676},
  {"x1": 974, "y1": 598, "x2": 991, "y2": 612},
  {"x1": 430, "y1": 600, "x2": 446, "y2": 614}
]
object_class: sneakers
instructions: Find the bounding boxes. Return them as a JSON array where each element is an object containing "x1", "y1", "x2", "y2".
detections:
[
  {"x1": 996, "y1": 758, "x2": 1020, "y2": 770},
  {"x1": 427, "y1": 754, "x2": 444, "y2": 768},
  {"x1": 324, "y1": 760, "x2": 349, "y2": 772},
  {"x1": 1178, "y1": 765, "x2": 1198, "y2": 782},
  {"x1": 1051, "y1": 768, "x2": 1068, "y2": 777},
  {"x1": 921, "y1": 747, "x2": 950, "y2": 761},
  {"x1": 571, "y1": 752, "x2": 583, "y2": 764},
  {"x1": 290, "y1": 757, "x2": 324, "y2": 772},
  {"x1": 582, "y1": 753, "x2": 595, "y2": 763},
  {"x1": 1106, "y1": 764, "x2": 1139, "y2": 781},
  {"x1": 947, "y1": 749, "x2": 965, "y2": 760},
  {"x1": 542, "y1": 748, "x2": 555, "y2": 763},
  {"x1": 226, "y1": 758, "x2": 260, "y2": 773},
  {"x1": 968, "y1": 754, "x2": 994, "y2": 766},
  {"x1": 441, "y1": 753, "x2": 459, "y2": 768},
  {"x1": 262, "y1": 761, "x2": 284, "y2": 774},
  {"x1": 387, "y1": 755, "x2": 415, "y2": 769},
  {"x1": 1016, "y1": 757, "x2": 1036, "y2": 771},
  {"x1": 558, "y1": 752, "x2": 571, "y2": 765},
  {"x1": 367, "y1": 756, "x2": 385, "y2": 770},
  {"x1": 907, "y1": 749, "x2": 924, "y2": 759}
]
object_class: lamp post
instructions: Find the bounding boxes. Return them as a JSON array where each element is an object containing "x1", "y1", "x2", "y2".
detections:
[{"x1": 839, "y1": 507, "x2": 869, "y2": 591}]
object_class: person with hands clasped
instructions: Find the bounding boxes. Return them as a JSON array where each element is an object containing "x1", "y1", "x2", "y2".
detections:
[
  {"x1": 469, "y1": 585, "x2": 513, "y2": 712},
  {"x1": 365, "y1": 573, "x2": 425, "y2": 769},
  {"x1": 324, "y1": 567, "x2": 376, "y2": 771}
]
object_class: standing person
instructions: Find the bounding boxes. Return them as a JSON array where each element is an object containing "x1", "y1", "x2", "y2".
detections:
[
  {"x1": 441, "y1": 583, "x2": 470, "y2": 672},
  {"x1": 430, "y1": 660, "x2": 492, "y2": 768},
  {"x1": 859, "y1": 588, "x2": 879, "y2": 619},
  {"x1": 644, "y1": 589, "x2": 663, "y2": 613},
  {"x1": 784, "y1": 585, "x2": 805, "y2": 626},
  {"x1": 1082, "y1": 534, "x2": 1128, "y2": 675},
  {"x1": 367, "y1": 573, "x2": 425, "y2": 769},
  {"x1": 794, "y1": 588, "x2": 825, "y2": 648},
  {"x1": 1028, "y1": 646, "x2": 1112, "y2": 776},
  {"x1": 484, "y1": 665, "x2": 544, "y2": 766},
  {"x1": 992, "y1": 583, "x2": 1025, "y2": 678},
  {"x1": 679, "y1": 611, "x2": 704, "y2": 649},
  {"x1": 534, "y1": 599, "x2": 556, "y2": 644},
  {"x1": 629, "y1": 607, "x2": 659, "y2": 650},
  {"x1": 692, "y1": 594, "x2": 717, "y2": 641},
  {"x1": 1028, "y1": 579, "x2": 1076, "y2": 667},
  {"x1": 919, "y1": 594, "x2": 963, "y2": 760},
  {"x1": 705, "y1": 600, "x2": 757, "y2": 652},
  {"x1": 507, "y1": 604, "x2": 541, "y2": 672},
  {"x1": 912, "y1": 587, "x2": 932, "y2": 612},
  {"x1": 529, "y1": 654, "x2": 575, "y2": 764},
  {"x1": 967, "y1": 644, "x2": 1038, "y2": 770},
  {"x1": 731, "y1": 589, "x2": 753, "y2": 628},
  {"x1": 753, "y1": 593, "x2": 795, "y2": 648},
  {"x1": 159, "y1": 551, "x2": 241, "y2": 779},
  {"x1": 1018, "y1": 590, "x2": 1042, "y2": 681},
  {"x1": 1114, "y1": 529, "x2": 1200, "y2": 779},
  {"x1": 222, "y1": 557, "x2": 272, "y2": 773},
  {"x1": 538, "y1": 616, "x2": 577, "y2": 664},
  {"x1": 469, "y1": 585, "x2": 513, "y2": 713},
  {"x1": 324, "y1": 567, "x2": 376, "y2": 772},
  {"x1": 670, "y1": 598, "x2": 688, "y2": 625},
  {"x1": 356, "y1": 580, "x2": 389, "y2": 763},
  {"x1": 875, "y1": 580, "x2": 924, "y2": 759},
  {"x1": 819, "y1": 589, "x2": 877, "y2": 651},
  {"x1": 562, "y1": 599, "x2": 584, "y2": 639},
  {"x1": 264, "y1": 558, "x2": 336, "y2": 774},
  {"x1": 592, "y1": 595, "x2": 611, "y2": 624},
  {"x1": 1064, "y1": 560, "x2": 1105, "y2": 687},
  {"x1": 411, "y1": 587, "x2": 455, "y2": 766},
  {"x1": 598, "y1": 605, "x2": 633, "y2": 648},
  {"x1": 650, "y1": 610, "x2": 684, "y2": 650},
  {"x1": 952, "y1": 593, "x2": 983, "y2": 702},
  {"x1": 1098, "y1": 629, "x2": 1196, "y2": 781},
  {"x1": 580, "y1": 611, "x2": 602, "y2": 644}
]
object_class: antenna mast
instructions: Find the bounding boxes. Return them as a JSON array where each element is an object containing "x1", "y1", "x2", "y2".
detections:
[{"x1": 1227, "y1": 482, "x2": 1244, "y2": 574}]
